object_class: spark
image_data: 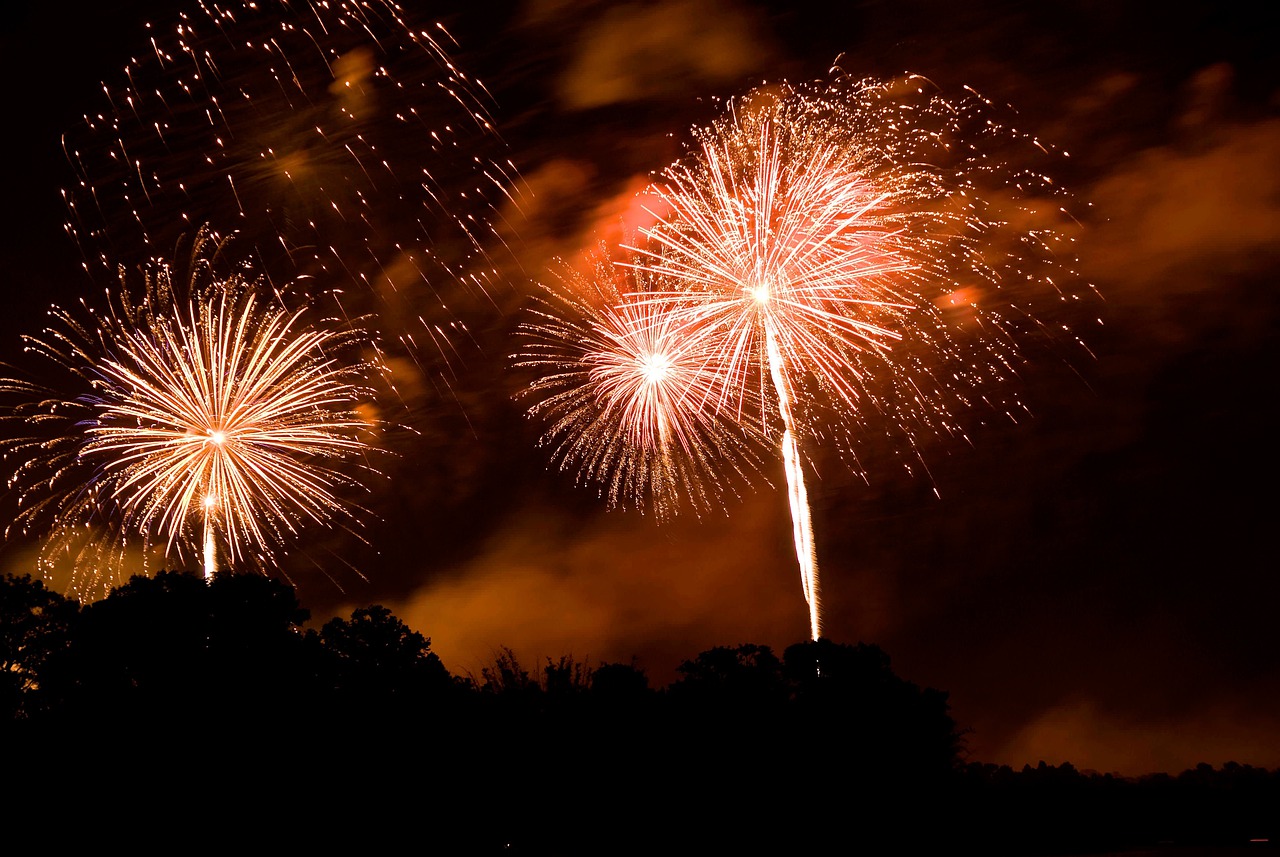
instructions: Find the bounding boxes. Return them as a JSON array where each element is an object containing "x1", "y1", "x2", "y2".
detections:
[
  {"x1": 1, "y1": 234, "x2": 383, "y2": 600},
  {"x1": 514, "y1": 248, "x2": 770, "y2": 520},
  {"x1": 61, "y1": 0, "x2": 510, "y2": 390},
  {"x1": 617, "y1": 75, "x2": 1088, "y2": 640}
]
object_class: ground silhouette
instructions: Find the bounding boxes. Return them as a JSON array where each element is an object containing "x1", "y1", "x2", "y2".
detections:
[{"x1": 1, "y1": 571, "x2": 1275, "y2": 853}]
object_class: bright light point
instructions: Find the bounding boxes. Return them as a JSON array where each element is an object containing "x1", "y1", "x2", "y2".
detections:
[
  {"x1": 202, "y1": 494, "x2": 217, "y2": 510},
  {"x1": 640, "y1": 353, "x2": 673, "y2": 385},
  {"x1": 749, "y1": 284, "x2": 770, "y2": 304},
  {"x1": 208, "y1": 429, "x2": 226, "y2": 445}
]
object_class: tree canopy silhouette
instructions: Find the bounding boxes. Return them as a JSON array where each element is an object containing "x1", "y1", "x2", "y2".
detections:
[
  {"x1": 314, "y1": 603, "x2": 454, "y2": 720},
  {"x1": 0, "y1": 574, "x2": 77, "y2": 721},
  {"x1": 2, "y1": 570, "x2": 1275, "y2": 854}
]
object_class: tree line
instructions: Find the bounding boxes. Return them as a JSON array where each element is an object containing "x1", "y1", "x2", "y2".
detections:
[{"x1": 2, "y1": 571, "x2": 1275, "y2": 853}]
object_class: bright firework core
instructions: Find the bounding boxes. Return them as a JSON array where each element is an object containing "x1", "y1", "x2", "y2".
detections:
[{"x1": 640, "y1": 353, "x2": 674, "y2": 385}]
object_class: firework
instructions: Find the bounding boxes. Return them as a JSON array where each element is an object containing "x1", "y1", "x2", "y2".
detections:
[
  {"x1": 514, "y1": 248, "x2": 770, "y2": 520},
  {"x1": 1, "y1": 235, "x2": 382, "y2": 599},
  {"x1": 62, "y1": 0, "x2": 514, "y2": 382},
  {"x1": 622, "y1": 75, "x2": 1086, "y2": 640}
]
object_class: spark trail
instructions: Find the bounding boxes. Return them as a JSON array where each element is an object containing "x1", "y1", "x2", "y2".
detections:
[
  {"x1": 61, "y1": 0, "x2": 514, "y2": 393},
  {"x1": 625, "y1": 75, "x2": 1088, "y2": 640}
]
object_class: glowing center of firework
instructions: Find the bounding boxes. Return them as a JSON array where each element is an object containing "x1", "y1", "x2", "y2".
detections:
[
  {"x1": 208, "y1": 429, "x2": 227, "y2": 446},
  {"x1": 749, "y1": 283, "x2": 771, "y2": 304},
  {"x1": 202, "y1": 494, "x2": 218, "y2": 510},
  {"x1": 640, "y1": 352, "x2": 674, "y2": 385}
]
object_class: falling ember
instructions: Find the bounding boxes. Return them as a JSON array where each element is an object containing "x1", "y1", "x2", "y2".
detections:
[
  {"x1": 0, "y1": 233, "x2": 384, "y2": 600},
  {"x1": 619, "y1": 74, "x2": 1088, "y2": 640}
]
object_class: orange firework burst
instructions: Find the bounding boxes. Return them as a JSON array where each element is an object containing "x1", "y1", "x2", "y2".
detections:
[
  {"x1": 615, "y1": 74, "x2": 1089, "y2": 639},
  {"x1": 514, "y1": 248, "x2": 770, "y2": 519},
  {"x1": 1, "y1": 235, "x2": 383, "y2": 599}
]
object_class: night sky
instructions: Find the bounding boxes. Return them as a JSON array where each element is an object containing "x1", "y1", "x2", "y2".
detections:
[{"x1": 1, "y1": 0, "x2": 1277, "y2": 777}]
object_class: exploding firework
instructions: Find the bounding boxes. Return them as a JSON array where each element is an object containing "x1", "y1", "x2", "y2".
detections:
[
  {"x1": 514, "y1": 248, "x2": 770, "y2": 520},
  {"x1": 61, "y1": 0, "x2": 514, "y2": 387},
  {"x1": 1, "y1": 235, "x2": 383, "y2": 600},
  {"x1": 617, "y1": 75, "x2": 1089, "y2": 640}
]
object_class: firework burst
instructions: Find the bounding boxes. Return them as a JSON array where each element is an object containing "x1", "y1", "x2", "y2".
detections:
[
  {"x1": 615, "y1": 74, "x2": 1089, "y2": 639},
  {"x1": 1, "y1": 235, "x2": 383, "y2": 600},
  {"x1": 61, "y1": 0, "x2": 514, "y2": 388},
  {"x1": 514, "y1": 248, "x2": 770, "y2": 520}
]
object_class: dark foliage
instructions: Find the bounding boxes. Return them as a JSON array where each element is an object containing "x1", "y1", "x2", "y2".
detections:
[
  {"x1": 1, "y1": 571, "x2": 1275, "y2": 854},
  {"x1": 312, "y1": 604, "x2": 455, "y2": 713},
  {"x1": 28, "y1": 570, "x2": 315, "y2": 729},
  {"x1": 955, "y1": 759, "x2": 1280, "y2": 855},
  {"x1": 0, "y1": 573, "x2": 78, "y2": 720}
]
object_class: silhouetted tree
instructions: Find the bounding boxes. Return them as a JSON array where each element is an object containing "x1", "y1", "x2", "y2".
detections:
[
  {"x1": 37, "y1": 570, "x2": 315, "y2": 731},
  {"x1": 542, "y1": 654, "x2": 593, "y2": 698},
  {"x1": 0, "y1": 574, "x2": 79, "y2": 720},
  {"x1": 314, "y1": 604, "x2": 453, "y2": 712},
  {"x1": 8, "y1": 567, "x2": 1274, "y2": 855},
  {"x1": 476, "y1": 645, "x2": 538, "y2": 696},
  {"x1": 783, "y1": 638, "x2": 962, "y2": 777},
  {"x1": 669, "y1": 642, "x2": 787, "y2": 708},
  {"x1": 585, "y1": 660, "x2": 655, "y2": 748},
  {"x1": 590, "y1": 660, "x2": 649, "y2": 702}
]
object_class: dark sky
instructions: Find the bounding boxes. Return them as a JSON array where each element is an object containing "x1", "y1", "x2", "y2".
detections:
[{"x1": 1, "y1": 0, "x2": 1278, "y2": 776}]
